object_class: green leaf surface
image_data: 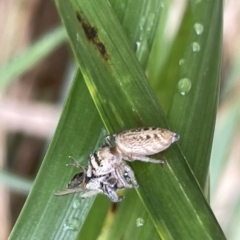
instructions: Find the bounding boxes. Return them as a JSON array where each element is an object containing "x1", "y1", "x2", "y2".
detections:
[
  {"x1": 109, "y1": 0, "x2": 163, "y2": 68},
  {"x1": 54, "y1": 0, "x2": 225, "y2": 239},
  {"x1": 96, "y1": 191, "x2": 160, "y2": 240},
  {"x1": 76, "y1": 195, "x2": 111, "y2": 240},
  {"x1": 151, "y1": 1, "x2": 222, "y2": 190},
  {"x1": 0, "y1": 26, "x2": 67, "y2": 88},
  {"x1": 9, "y1": 71, "x2": 110, "y2": 240},
  {"x1": 148, "y1": 0, "x2": 172, "y2": 81},
  {"x1": 76, "y1": 0, "x2": 163, "y2": 239}
]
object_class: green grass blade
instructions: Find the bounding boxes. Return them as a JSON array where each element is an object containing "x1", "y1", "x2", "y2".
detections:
[
  {"x1": 96, "y1": 191, "x2": 160, "y2": 240},
  {"x1": 0, "y1": 26, "x2": 67, "y2": 88},
  {"x1": 76, "y1": 195, "x2": 111, "y2": 240},
  {"x1": 152, "y1": 1, "x2": 223, "y2": 189},
  {"x1": 55, "y1": 0, "x2": 225, "y2": 239},
  {"x1": 9, "y1": 71, "x2": 109, "y2": 240},
  {"x1": 147, "y1": 0, "x2": 172, "y2": 81},
  {"x1": 0, "y1": 170, "x2": 32, "y2": 194},
  {"x1": 109, "y1": 0, "x2": 163, "y2": 68},
  {"x1": 77, "y1": 1, "x2": 163, "y2": 239}
]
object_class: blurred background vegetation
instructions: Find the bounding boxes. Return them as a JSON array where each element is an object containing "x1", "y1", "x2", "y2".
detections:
[{"x1": 0, "y1": 0, "x2": 239, "y2": 239}]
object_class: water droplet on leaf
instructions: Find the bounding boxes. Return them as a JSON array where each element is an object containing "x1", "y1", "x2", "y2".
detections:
[
  {"x1": 179, "y1": 59, "x2": 185, "y2": 65},
  {"x1": 72, "y1": 200, "x2": 81, "y2": 209},
  {"x1": 194, "y1": 23, "x2": 204, "y2": 35},
  {"x1": 178, "y1": 78, "x2": 192, "y2": 95},
  {"x1": 139, "y1": 17, "x2": 146, "y2": 30},
  {"x1": 63, "y1": 218, "x2": 80, "y2": 231},
  {"x1": 192, "y1": 42, "x2": 201, "y2": 52},
  {"x1": 136, "y1": 218, "x2": 145, "y2": 227}
]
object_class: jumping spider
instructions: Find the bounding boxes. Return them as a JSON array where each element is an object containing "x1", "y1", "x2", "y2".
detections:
[{"x1": 55, "y1": 127, "x2": 179, "y2": 202}]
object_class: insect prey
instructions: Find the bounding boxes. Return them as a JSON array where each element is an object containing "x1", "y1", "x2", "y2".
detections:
[{"x1": 54, "y1": 156, "x2": 137, "y2": 202}]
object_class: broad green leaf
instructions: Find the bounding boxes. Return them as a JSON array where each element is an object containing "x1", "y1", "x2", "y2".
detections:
[
  {"x1": 55, "y1": 0, "x2": 225, "y2": 239},
  {"x1": 0, "y1": 26, "x2": 67, "y2": 88}
]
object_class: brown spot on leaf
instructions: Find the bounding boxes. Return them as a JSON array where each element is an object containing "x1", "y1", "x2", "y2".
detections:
[
  {"x1": 96, "y1": 42, "x2": 106, "y2": 56},
  {"x1": 76, "y1": 12, "x2": 82, "y2": 22},
  {"x1": 76, "y1": 12, "x2": 109, "y2": 60},
  {"x1": 110, "y1": 203, "x2": 118, "y2": 213}
]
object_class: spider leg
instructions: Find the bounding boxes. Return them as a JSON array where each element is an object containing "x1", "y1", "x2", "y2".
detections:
[
  {"x1": 122, "y1": 164, "x2": 139, "y2": 188},
  {"x1": 67, "y1": 156, "x2": 87, "y2": 183},
  {"x1": 125, "y1": 155, "x2": 165, "y2": 164},
  {"x1": 101, "y1": 134, "x2": 117, "y2": 147},
  {"x1": 102, "y1": 184, "x2": 123, "y2": 202}
]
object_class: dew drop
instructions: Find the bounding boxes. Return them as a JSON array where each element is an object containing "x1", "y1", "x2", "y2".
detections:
[
  {"x1": 135, "y1": 41, "x2": 141, "y2": 51},
  {"x1": 139, "y1": 17, "x2": 146, "y2": 30},
  {"x1": 178, "y1": 78, "x2": 192, "y2": 95},
  {"x1": 194, "y1": 23, "x2": 204, "y2": 35},
  {"x1": 136, "y1": 218, "x2": 145, "y2": 227},
  {"x1": 192, "y1": 42, "x2": 201, "y2": 52},
  {"x1": 63, "y1": 218, "x2": 80, "y2": 231},
  {"x1": 76, "y1": 33, "x2": 80, "y2": 41},
  {"x1": 135, "y1": 39, "x2": 149, "y2": 59},
  {"x1": 179, "y1": 59, "x2": 185, "y2": 66},
  {"x1": 72, "y1": 200, "x2": 81, "y2": 209},
  {"x1": 146, "y1": 13, "x2": 155, "y2": 32},
  {"x1": 135, "y1": 41, "x2": 142, "y2": 55}
]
